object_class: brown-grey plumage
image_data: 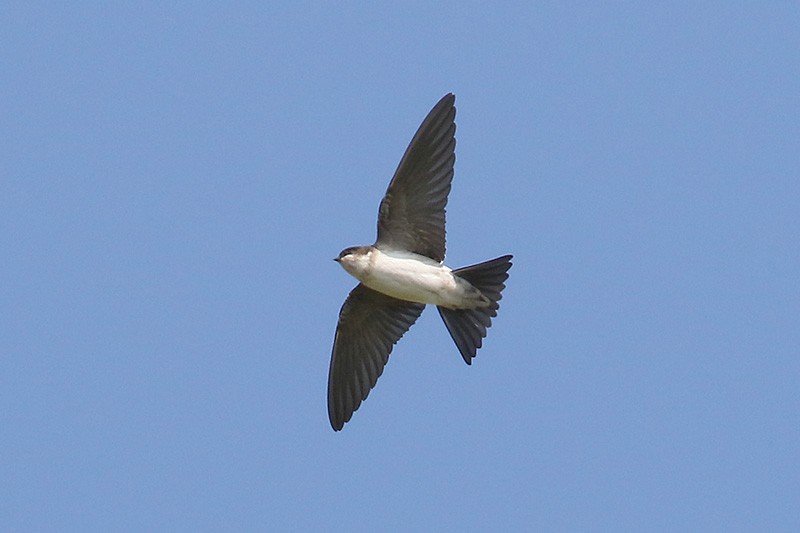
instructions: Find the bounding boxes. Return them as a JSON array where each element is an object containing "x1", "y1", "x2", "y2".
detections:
[
  {"x1": 437, "y1": 255, "x2": 513, "y2": 364},
  {"x1": 328, "y1": 94, "x2": 457, "y2": 431},
  {"x1": 328, "y1": 284, "x2": 424, "y2": 431},
  {"x1": 328, "y1": 93, "x2": 512, "y2": 431},
  {"x1": 376, "y1": 93, "x2": 456, "y2": 262}
]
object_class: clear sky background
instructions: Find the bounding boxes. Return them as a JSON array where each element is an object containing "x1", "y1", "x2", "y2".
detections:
[{"x1": 2, "y1": 2, "x2": 799, "y2": 531}]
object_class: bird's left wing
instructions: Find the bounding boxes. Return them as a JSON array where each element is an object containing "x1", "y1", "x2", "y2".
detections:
[
  {"x1": 375, "y1": 93, "x2": 456, "y2": 262},
  {"x1": 328, "y1": 284, "x2": 425, "y2": 431}
]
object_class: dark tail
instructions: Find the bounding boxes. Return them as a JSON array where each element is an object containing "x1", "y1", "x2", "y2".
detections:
[{"x1": 438, "y1": 255, "x2": 513, "y2": 364}]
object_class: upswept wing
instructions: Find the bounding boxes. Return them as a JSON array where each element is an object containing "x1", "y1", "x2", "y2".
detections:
[{"x1": 375, "y1": 93, "x2": 456, "y2": 262}]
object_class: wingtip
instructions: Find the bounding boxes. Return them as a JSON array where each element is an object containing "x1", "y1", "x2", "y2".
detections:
[
  {"x1": 437, "y1": 93, "x2": 455, "y2": 107},
  {"x1": 328, "y1": 405, "x2": 346, "y2": 431}
]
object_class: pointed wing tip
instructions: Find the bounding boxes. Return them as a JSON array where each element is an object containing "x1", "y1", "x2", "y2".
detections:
[
  {"x1": 328, "y1": 403, "x2": 344, "y2": 431},
  {"x1": 436, "y1": 93, "x2": 455, "y2": 109},
  {"x1": 328, "y1": 404, "x2": 349, "y2": 431}
]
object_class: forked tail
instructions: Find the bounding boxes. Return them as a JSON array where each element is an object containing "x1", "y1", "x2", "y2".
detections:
[{"x1": 437, "y1": 255, "x2": 513, "y2": 364}]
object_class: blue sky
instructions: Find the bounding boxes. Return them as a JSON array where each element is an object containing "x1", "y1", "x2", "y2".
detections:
[{"x1": 2, "y1": 2, "x2": 799, "y2": 531}]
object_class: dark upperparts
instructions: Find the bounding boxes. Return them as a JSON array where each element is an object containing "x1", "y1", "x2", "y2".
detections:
[{"x1": 335, "y1": 245, "x2": 372, "y2": 261}]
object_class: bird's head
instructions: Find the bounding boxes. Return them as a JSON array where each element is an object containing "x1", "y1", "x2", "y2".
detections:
[{"x1": 334, "y1": 246, "x2": 373, "y2": 279}]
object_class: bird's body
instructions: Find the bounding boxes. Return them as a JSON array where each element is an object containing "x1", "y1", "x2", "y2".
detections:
[
  {"x1": 328, "y1": 93, "x2": 513, "y2": 430},
  {"x1": 336, "y1": 246, "x2": 490, "y2": 309}
]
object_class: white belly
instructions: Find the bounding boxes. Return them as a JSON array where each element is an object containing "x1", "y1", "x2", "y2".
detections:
[{"x1": 362, "y1": 249, "x2": 457, "y2": 305}]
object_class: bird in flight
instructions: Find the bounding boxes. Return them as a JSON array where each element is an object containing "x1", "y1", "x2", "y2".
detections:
[{"x1": 328, "y1": 93, "x2": 513, "y2": 431}]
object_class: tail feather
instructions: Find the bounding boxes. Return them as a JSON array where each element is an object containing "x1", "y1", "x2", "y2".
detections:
[{"x1": 438, "y1": 255, "x2": 512, "y2": 364}]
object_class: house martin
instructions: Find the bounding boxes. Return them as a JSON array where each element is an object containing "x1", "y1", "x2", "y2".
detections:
[{"x1": 328, "y1": 93, "x2": 513, "y2": 431}]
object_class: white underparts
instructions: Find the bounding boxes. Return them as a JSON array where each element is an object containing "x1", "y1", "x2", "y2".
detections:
[{"x1": 338, "y1": 248, "x2": 489, "y2": 309}]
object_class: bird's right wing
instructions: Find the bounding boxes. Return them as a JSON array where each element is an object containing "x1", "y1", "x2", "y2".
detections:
[{"x1": 327, "y1": 284, "x2": 425, "y2": 431}]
